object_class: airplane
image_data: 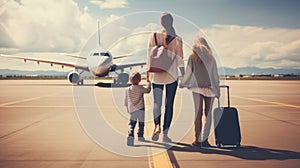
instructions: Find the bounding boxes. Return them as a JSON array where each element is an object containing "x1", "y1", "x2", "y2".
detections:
[{"x1": 0, "y1": 22, "x2": 146, "y2": 85}]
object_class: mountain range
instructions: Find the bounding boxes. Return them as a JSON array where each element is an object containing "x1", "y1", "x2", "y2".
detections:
[
  {"x1": 220, "y1": 67, "x2": 300, "y2": 76},
  {"x1": 0, "y1": 69, "x2": 68, "y2": 76}
]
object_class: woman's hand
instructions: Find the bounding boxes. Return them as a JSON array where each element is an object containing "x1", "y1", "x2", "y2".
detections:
[
  {"x1": 215, "y1": 92, "x2": 220, "y2": 98},
  {"x1": 178, "y1": 83, "x2": 184, "y2": 88},
  {"x1": 146, "y1": 70, "x2": 150, "y2": 82}
]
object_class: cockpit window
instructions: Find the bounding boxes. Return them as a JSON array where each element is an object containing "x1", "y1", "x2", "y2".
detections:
[
  {"x1": 101, "y1": 52, "x2": 110, "y2": 57},
  {"x1": 92, "y1": 53, "x2": 99, "y2": 56},
  {"x1": 90, "y1": 52, "x2": 110, "y2": 57},
  {"x1": 91, "y1": 52, "x2": 111, "y2": 57}
]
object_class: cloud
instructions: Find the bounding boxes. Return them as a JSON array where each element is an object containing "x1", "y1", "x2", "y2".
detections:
[
  {"x1": 0, "y1": 24, "x2": 16, "y2": 48},
  {"x1": 203, "y1": 25, "x2": 300, "y2": 69},
  {"x1": 0, "y1": 0, "x2": 96, "y2": 53},
  {"x1": 106, "y1": 14, "x2": 121, "y2": 23},
  {"x1": 1, "y1": 3, "x2": 299, "y2": 71},
  {"x1": 90, "y1": 0, "x2": 128, "y2": 9},
  {"x1": 108, "y1": 23, "x2": 160, "y2": 56}
]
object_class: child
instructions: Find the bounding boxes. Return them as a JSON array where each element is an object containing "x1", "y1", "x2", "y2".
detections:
[
  {"x1": 180, "y1": 36, "x2": 220, "y2": 147},
  {"x1": 125, "y1": 72, "x2": 151, "y2": 146}
]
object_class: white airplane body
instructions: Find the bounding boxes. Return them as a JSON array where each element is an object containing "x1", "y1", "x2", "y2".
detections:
[
  {"x1": 0, "y1": 22, "x2": 146, "y2": 85},
  {"x1": 0, "y1": 51, "x2": 145, "y2": 85},
  {"x1": 87, "y1": 51, "x2": 113, "y2": 77}
]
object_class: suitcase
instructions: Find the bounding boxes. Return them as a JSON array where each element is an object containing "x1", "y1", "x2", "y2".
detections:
[{"x1": 214, "y1": 85, "x2": 241, "y2": 148}]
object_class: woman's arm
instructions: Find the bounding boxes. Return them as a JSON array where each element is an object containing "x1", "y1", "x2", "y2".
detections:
[
  {"x1": 147, "y1": 33, "x2": 156, "y2": 71},
  {"x1": 179, "y1": 56, "x2": 193, "y2": 88},
  {"x1": 176, "y1": 37, "x2": 185, "y2": 76},
  {"x1": 180, "y1": 67, "x2": 185, "y2": 77},
  {"x1": 141, "y1": 82, "x2": 151, "y2": 93}
]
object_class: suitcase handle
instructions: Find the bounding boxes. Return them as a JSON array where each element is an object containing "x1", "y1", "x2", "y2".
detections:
[{"x1": 218, "y1": 85, "x2": 230, "y2": 108}]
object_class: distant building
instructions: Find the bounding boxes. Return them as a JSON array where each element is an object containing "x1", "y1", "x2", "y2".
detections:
[{"x1": 274, "y1": 74, "x2": 284, "y2": 78}]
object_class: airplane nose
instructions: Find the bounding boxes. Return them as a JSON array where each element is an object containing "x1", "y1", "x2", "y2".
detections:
[
  {"x1": 87, "y1": 56, "x2": 112, "y2": 76},
  {"x1": 99, "y1": 57, "x2": 110, "y2": 66}
]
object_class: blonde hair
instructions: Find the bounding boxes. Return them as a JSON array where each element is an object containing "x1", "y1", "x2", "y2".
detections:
[
  {"x1": 192, "y1": 36, "x2": 213, "y2": 62},
  {"x1": 129, "y1": 72, "x2": 141, "y2": 85}
]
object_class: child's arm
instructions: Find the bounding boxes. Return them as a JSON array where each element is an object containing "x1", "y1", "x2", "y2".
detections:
[{"x1": 141, "y1": 82, "x2": 151, "y2": 93}]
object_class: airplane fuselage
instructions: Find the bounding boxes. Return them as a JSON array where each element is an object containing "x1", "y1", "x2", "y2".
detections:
[{"x1": 87, "y1": 52, "x2": 113, "y2": 77}]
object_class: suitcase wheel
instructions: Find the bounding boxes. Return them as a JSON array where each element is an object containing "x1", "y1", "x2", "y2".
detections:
[
  {"x1": 236, "y1": 143, "x2": 241, "y2": 148},
  {"x1": 217, "y1": 143, "x2": 222, "y2": 148}
]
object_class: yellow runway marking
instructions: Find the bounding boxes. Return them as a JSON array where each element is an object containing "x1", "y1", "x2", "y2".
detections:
[
  {"x1": 146, "y1": 125, "x2": 173, "y2": 168},
  {"x1": 148, "y1": 148, "x2": 173, "y2": 168},
  {"x1": 0, "y1": 93, "x2": 60, "y2": 107},
  {"x1": 232, "y1": 95, "x2": 300, "y2": 109}
]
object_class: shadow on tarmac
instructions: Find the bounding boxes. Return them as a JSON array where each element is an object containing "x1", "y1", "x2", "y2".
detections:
[
  {"x1": 135, "y1": 140, "x2": 300, "y2": 160},
  {"x1": 95, "y1": 82, "x2": 130, "y2": 88},
  {"x1": 7, "y1": 82, "x2": 131, "y2": 88}
]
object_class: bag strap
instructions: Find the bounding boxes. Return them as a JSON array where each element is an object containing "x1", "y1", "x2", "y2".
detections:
[
  {"x1": 154, "y1": 33, "x2": 158, "y2": 46},
  {"x1": 166, "y1": 36, "x2": 176, "y2": 46},
  {"x1": 154, "y1": 33, "x2": 175, "y2": 47}
]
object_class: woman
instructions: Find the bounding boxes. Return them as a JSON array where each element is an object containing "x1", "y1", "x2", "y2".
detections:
[
  {"x1": 147, "y1": 13, "x2": 185, "y2": 142},
  {"x1": 180, "y1": 36, "x2": 220, "y2": 147}
]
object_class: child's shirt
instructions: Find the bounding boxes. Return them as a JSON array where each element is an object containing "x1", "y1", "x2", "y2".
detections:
[{"x1": 125, "y1": 83, "x2": 151, "y2": 113}]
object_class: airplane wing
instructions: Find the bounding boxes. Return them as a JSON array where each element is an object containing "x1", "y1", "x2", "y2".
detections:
[
  {"x1": 61, "y1": 53, "x2": 132, "y2": 60},
  {"x1": 60, "y1": 53, "x2": 87, "y2": 60},
  {"x1": 115, "y1": 62, "x2": 146, "y2": 71},
  {"x1": 113, "y1": 54, "x2": 133, "y2": 60},
  {"x1": 0, "y1": 54, "x2": 89, "y2": 72}
]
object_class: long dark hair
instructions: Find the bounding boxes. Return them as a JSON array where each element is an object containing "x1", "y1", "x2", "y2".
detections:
[{"x1": 160, "y1": 13, "x2": 176, "y2": 43}]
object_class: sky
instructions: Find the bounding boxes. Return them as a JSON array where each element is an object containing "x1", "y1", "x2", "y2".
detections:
[{"x1": 0, "y1": 0, "x2": 299, "y2": 72}]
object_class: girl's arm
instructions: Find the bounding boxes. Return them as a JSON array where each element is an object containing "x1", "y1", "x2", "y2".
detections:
[{"x1": 176, "y1": 37, "x2": 185, "y2": 76}]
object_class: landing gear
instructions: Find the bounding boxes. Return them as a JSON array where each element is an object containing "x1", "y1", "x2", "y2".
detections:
[
  {"x1": 77, "y1": 79, "x2": 84, "y2": 85},
  {"x1": 76, "y1": 69, "x2": 85, "y2": 86},
  {"x1": 113, "y1": 73, "x2": 129, "y2": 85}
]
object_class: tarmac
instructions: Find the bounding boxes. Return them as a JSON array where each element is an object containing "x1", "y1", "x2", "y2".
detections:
[{"x1": 0, "y1": 79, "x2": 299, "y2": 168}]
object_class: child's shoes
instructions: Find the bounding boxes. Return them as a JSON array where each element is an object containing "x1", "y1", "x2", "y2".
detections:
[{"x1": 127, "y1": 136, "x2": 134, "y2": 146}]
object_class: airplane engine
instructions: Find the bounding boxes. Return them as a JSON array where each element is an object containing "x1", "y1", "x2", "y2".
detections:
[
  {"x1": 118, "y1": 73, "x2": 129, "y2": 84},
  {"x1": 110, "y1": 64, "x2": 117, "y2": 72},
  {"x1": 68, "y1": 71, "x2": 82, "y2": 85}
]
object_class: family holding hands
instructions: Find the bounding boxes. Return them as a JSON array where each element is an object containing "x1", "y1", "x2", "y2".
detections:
[{"x1": 125, "y1": 13, "x2": 220, "y2": 147}]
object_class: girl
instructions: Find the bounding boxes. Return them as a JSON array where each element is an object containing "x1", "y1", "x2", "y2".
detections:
[{"x1": 180, "y1": 36, "x2": 220, "y2": 147}]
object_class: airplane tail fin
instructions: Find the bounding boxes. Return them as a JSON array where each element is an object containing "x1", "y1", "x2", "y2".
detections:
[{"x1": 98, "y1": 21, "x2": 101, "y2": 47}]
